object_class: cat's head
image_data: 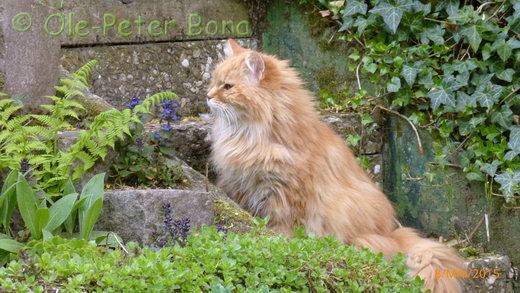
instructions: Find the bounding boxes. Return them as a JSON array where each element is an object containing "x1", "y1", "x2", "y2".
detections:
[{"x1": 207, "y1": 39, "x2": 276, "y2": 124}]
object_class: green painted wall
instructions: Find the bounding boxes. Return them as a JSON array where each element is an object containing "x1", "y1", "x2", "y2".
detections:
[
  {"x1": 384, "y1": 116, "x2": 520, "y2": 265},
  {"x1": 262, "y1": 0, "x2": 359, "y2": 95}
]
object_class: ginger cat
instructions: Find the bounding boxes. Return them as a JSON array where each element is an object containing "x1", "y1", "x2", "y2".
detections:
[{"x1": 207, "y1": 39, "x2": 465, "y2": 293}]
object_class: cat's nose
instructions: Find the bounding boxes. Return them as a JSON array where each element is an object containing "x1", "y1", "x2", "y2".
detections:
[{"x1": 207, "y1": 94, "x2": 213, "y2": 100}]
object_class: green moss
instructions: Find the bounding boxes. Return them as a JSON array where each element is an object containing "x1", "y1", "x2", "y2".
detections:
[
  {"x1": 315, "y1": 66, "x2": 341, "y2": 90},
  {"x1": 212, "y1": 198, "x2": 275, "y2": 236}
]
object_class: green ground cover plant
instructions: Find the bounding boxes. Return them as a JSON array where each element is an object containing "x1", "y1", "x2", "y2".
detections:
[
  {"x1": 302, "y1": 0, "x2": 520, "y2": 206},
  {"x1": 0, "y1": 224, "x2": 424, "y2": 292}
]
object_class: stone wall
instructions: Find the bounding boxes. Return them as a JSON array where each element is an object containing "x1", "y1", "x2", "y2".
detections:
[
  {"x1": 62, "y1": 38, "x2": 257, "y2": 116},
  {"x1": 1, "y1": 0, "x2": 255, "y2": 113}
]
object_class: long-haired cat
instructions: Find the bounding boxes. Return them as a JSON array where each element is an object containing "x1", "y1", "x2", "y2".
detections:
[{"x1": 207, "y1": 39, "x2": 465, "y2": 293}]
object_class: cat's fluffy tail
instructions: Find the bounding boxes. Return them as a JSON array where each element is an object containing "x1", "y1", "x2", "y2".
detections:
[{"x1": 354, "y1": 227, "x2": 465, "y2": 293}]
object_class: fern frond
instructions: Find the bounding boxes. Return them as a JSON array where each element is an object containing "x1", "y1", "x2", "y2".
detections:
[
  {"x1": 59, "y1": 78, "x2": 87, "y2": 89},
  {"x1": 84, "y1": 139, "x2": 107, "y2": 159},
  {"x1": 0, "y1": 99, "x2": 15, "y2": 108},
  {"x1": 61, "y1": 109, "x2": 80, "y2": 120},
  {"x1": 31, "y1": 114, "x2": 63, "y2": 127},
  {"x1": 134, "y1": 92, "x2": 179, "y2": 114},
  {"x1": 63, "y1": 99, "x2": 85, "y2": 110},
  {"x1": 6, "y1": 115, "x2": 30, "y2": 130},
  {"x1": 75, "y1": 151, "x2": 96, "y2": 170},
  {"x1": 71, "y1": 60, "x2": 98, "y2": 86},
  {"x1": 1, "y1": 105, "x2": 23, "y2": 122},
  {"x1": 22, "y1": 126, "x2": 53, "y2": 139},
  {"x1": 29, "y1": 155, "x2": 54, "y2": 166},
  {"x1": 64, "y1": 89, "x2": 85, "y2": 100},
  {"x1": 25, "y1": 141, "x2": 52, "y2": 152}
]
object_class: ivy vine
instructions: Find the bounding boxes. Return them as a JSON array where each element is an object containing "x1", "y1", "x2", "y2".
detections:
[{"x1": 301, "y1": 0, "x2": 520, "y2": 206}]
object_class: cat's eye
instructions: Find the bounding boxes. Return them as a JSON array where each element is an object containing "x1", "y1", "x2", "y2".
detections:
[{"x1": 223, "y1": 83, "x2": 234, "y2": 90}]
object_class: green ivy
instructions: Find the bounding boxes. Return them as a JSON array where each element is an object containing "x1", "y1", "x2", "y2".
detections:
[{"x1": 303, "y1": 0, "x2": 520, "y2": 205}]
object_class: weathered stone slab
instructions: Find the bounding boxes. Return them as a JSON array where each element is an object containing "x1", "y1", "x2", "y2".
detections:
[
  {"x1": 462, "y1": 256, "x2": 517, "y2": 293},
  {"x1": 40, "y1": 0, "x2": 252, "y2": 46},
  {"x1": 149, "y1": 119, "x2": 214, "y2": 180},
  {"x1": 96, "y1": 189, "x2": 215, "y2": 243},
  {"x1": 1, "y1": 1, "x2": 61, "y2": 106},
  {"x1": 61, "y1": 38, "x2": 258, "y2": 116}
]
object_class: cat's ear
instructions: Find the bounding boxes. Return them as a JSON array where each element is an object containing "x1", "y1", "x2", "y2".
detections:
[
  {"x1": 245, "y1": 52, "x2": 265, "y2": 84},
  {"x1": 224, "y1": 38, "x2": 244, "y2": 58}
]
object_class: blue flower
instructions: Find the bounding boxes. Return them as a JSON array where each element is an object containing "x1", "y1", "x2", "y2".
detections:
[
  {"x1": 159, "y1": 99, "x2": 179, "y2": 122},
  {"x1": 125, "y1": 96, "x2": 141, "y2": 111},
  {"x1": 154, "y1": 133, "x2": 161, "y2": 140},
  {"x1": 163, "y1": 125, "x2": 172, "y2": 132}
]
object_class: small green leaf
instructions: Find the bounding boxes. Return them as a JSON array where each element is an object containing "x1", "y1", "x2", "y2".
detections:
[
  {"x1": 460, "y1": 25, "x2": 481, "y2": 52},
  {"x1": 401, "y1": 65, "x2": 418, "y2": 86},
  {"x1": 370, "y1": 0, "x2": 413, "y2": 34},
  {"x1": 34, "y1": 208, "x2": 50, "y2": 240},
  {"x1": 491, "y1": 106, "x2": 513, "y2": 129},
  {"x1": 80, "y1": 198, "x2": 103, "y2": 239},
  {"x1": 496, "y1": 69, "x2": 515, "y2": 82},
  {"x1": 480, "y1": 160, "x2": 500, "y2": 176},
  {"x1": 16, "y1": 173, "x2": 38, "y2": 238},
  {"x1": 495, "y1": 170, "x2": 520, "y2": 195},
  {"x1": 456, "y1": 92, "x2": 477, "y2": 112},
  {"x1": 45, "y1": 193, "x2": 78, "y2": 233},
  {"x1": 0, "y1": 239, "x2": 24, "y2": 254},
  {"x1": 508, "y1": 126, "x2": 520, "y2": 154},
  {"x1": 428, "y1": 88, "x2": 455, "y2": 111},
  {"x1": 346, "y1": 135, "x2": 361, "y2": 147},
  {"x1": 342, "y1": 0, "x2": 367, "y2": 16},
  {"x1": 473, "y1": 84, "x2": 503, "y2": 109},
  {"x1": 387, "y1": 77, "x2": 401, "y2": 92}
]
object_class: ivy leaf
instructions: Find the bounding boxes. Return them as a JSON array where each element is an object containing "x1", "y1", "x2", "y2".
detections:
[
  {"x1": 443, "y1": 75, "x2": 465, "y2": 92},
  {"x1": 496, "y1": 68, "x2": 515, "y2": 82},
  {"x1": 342, "y1": 0, "x2": 367, "y2": 16},
  {"x1": 491, "y1": 39, "x2": 512, "y2": 62},
  {"x1": 354, "y1": 15, "x2": 376, "y2": 35},
  {"x1": 482, "y1": 43, "x2": 492, "y2": 61},
  {"x1": 387, "y1": 77, "x2": 401, "y2": 92},
  {"x1": 456, "y1": 92, "x2": 477, "y2": 112},
  {"x1": 339, "y1": 16, "x2": 355, "y2": 32},
  {"x1": 418, "y1": 25, "x2": 445, "y2": 45},
  {"x1": 436, "y1": 0, "x2": 459, "y2": 15},
  {"x1": 491, "y1": 106, "x2": 513, "y2": 129},
  {"x1": 428, "y1": 88, "x2": 455, "y2": 111},
  {"x1": 507, "y1": 37, "x2": 520, "y2": 49},
  {"x1": 504, "y1": 151, "x2": 518, "y2": 161},
  {"x1": 418, "y1": 71, "x2": 434, "y2": 88},
  {"x1": 460, "y1": 25, "x2": 482, "y2": 52},
  {"x1": 411, "y1": 1, "x2": 431, "y2": 14},
  {"x1": 370, "y1": 0, "x2": 413, "y2": 34},
  {"x1": 495, "y1": 170, "x2": 520, "y2": 195},
  {"x1": 480, "y1": 160, "x2": 500, "y2": 177},
  {"x1": 401, "y1": 65, "x2": 417, "y2": 86},
  {"x1": 508, "y1": 126, "x2": 520, "y2": 154},
  {"x1": 472, "y1": 84, "x2": 503, "y2": 109},
  {"x1": 401, "y1": 12, "x2": 424, "y2": 33}
]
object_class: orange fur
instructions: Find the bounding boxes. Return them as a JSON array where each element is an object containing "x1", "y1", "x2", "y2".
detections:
[{"x1": 207, "y1": 39, "x2": 465, "y2": 292}]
